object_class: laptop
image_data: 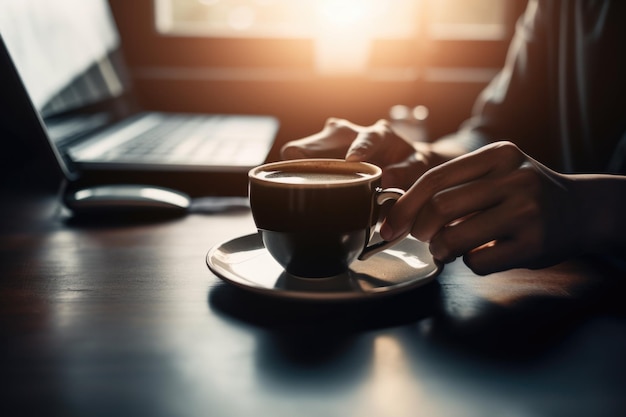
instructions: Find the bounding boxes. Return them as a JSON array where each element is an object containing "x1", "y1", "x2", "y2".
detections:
[{"x1": 0, "y1": 0, "x2": 279, "y2": 198}]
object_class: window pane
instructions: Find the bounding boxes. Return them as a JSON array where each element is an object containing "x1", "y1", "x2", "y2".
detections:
[
  {"x1": 156, "y1": 0, "x2": 420, "y2": 38},
  {"x1": 156, "y1": 0, "x2": 507, "y2": 40},
  {"x1": 427, "y1": 0, "x2": 507, "y2": 40},
  {"x1": 154, "y1": 0, "x2": 509, "y2": 74}
]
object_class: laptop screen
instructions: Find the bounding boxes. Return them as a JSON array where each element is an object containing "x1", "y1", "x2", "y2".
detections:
[
  {"x1": 0, "y1": 0, "x2": 136, "y2": 179},
  {"x1": 0, "y1": 0, "x2": 126, "y2": 115}
]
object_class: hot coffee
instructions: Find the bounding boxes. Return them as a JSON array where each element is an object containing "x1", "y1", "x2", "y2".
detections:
[
  {"x1": 249, "y1": 159, "x2": 405, "y2": 277},
  {"x1": 258, "y1": 170, "x2": 370, "y2": 184}
]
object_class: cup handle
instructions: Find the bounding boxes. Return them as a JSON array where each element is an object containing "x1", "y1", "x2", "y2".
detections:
[{"x1": 359, "y1": 187, "x2": 407, "y2": 261}]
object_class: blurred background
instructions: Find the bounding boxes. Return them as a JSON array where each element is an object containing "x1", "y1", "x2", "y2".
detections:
[
  {"x1": 1, "y1": 0, "x2": 527, "y2": 191},
  {"x1": 108, "y1": 0, "x2": 526, "y2": 160}
]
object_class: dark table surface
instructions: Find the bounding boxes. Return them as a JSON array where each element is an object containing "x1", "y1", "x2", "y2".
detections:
[{"x1": 1, "y1": 188, "x2": 625, "y2": 417}]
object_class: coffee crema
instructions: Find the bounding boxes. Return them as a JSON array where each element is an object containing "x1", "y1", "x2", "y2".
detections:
[{"x1": 257, "y1": 170, "x2": 371, "y2": 184}]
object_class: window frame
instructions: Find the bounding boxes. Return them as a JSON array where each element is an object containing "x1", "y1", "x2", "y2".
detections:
[{"x1": 108, "y1": 0, "x2": 527, "y2": 77}]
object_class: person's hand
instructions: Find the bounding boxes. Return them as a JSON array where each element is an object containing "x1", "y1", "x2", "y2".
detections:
[
  {"x1": 281, "y1": 117, "x2": 430, "y2": 189},
  {"x1": 380, "y1": 141, "x2": 585, "y2": 275}
]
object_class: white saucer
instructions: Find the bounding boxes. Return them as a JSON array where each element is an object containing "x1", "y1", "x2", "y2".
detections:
[{"x1": 206, "y1": 232, "x2": 442, "y2": 302}]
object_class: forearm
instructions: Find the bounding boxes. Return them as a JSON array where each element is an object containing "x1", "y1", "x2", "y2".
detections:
[{"x1": 569, "y1": 174, "x2": 626, "y2": 257}]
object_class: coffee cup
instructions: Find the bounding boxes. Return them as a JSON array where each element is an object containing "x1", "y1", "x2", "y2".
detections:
[{"x1": 248, "y1": 159, "x2": 405, "y2": 278}]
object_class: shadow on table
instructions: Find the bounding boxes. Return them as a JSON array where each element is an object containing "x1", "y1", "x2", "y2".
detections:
[
  {"x1": 209, "y1": 279, "x2": 442, "y2": 333},
  {"x1": 208, "y1": 259, "x2": 626, "y2": 407},
  {"x1": 210, "y1": 280, "x2": 442, "y2": 391},
  {"x1": 210, "y1": 260, "x2": 626, "y2": 364},
  {"x1": 421, "y1": 260, "x2": 626, "y2": 362}
]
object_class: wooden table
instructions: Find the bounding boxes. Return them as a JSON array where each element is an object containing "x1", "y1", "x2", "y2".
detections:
[{"x1": 1, "y1": 189, "x2": 625, "y2": 417}]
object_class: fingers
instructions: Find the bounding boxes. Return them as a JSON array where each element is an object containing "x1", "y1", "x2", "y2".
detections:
[
  {"x1": 281, "y1": 118, "x2": 418, "y2": 181},
  {"x1": 378, "y1": 140, "x2": 560, "y2": 275},
  {"x1": 427, "y1": 196, "x2": 541, "y2": 270},
  {"x1": 463, "y1": 240, "x2": 525, "y2": 276},
  {"x1": 380, "y1": 141, "x2": 526, "y2": 242},
  {"x1": 462, "y1": 235, "x2": 542, "y2": 275},
  {"x1": 411, "y1": 177, "x2": 504, "y2": 242},
  {"x1": 280, "y1": 118, "x2": 360, "y2": 160},
  {"x1": 346, "y1": 120, "x2": 416, "y2": 167},
  {"x1": 345, "y1": 119, "x2": 388, "y2": 162}
]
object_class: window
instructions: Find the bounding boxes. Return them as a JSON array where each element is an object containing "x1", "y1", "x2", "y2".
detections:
[
  {"x1": 156, "y1": 0, "x2": 419, "y2": 39},
  {"x1": 427, "y1": 0, "x2": 508, "y2": 40},
  {"x1": 153, "y1": 0, "x2": 515, "y2": 75},
  {"x1": 156, "y1": 0, "x2": 507, "y2": 40}
]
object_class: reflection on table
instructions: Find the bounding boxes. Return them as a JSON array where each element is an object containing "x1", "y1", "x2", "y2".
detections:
[{"x1": 1, "y1": 192, "x2": 625, "y2": 417}]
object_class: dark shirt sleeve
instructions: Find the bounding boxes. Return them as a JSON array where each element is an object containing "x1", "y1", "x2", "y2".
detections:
[{"x1": 438, "y1": 0, "x2": 556, "y2": 163}]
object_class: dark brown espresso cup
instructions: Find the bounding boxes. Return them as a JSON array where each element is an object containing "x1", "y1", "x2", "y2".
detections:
[{"x1": 248, "y1": 159, "x2": 405, "y2": 278}]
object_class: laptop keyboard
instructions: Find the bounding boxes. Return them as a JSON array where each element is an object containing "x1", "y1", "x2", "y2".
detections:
[{"x1": 69, "y1": 113, "x2": 276, "y2": 167}]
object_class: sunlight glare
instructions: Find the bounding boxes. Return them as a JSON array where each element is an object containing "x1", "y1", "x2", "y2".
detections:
[
  {"x1": 228, "y1": 5, "x2": 256, "y2": 31},
  {"x1": 319, "y1": 0, "x2": 376, "y2": 27},
  {"x1": 198, "y1": 0, "x2": 220, "y2": 6},
  {"x1": 314, "y1": 0, "x2": 384, "y2": 75}
]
